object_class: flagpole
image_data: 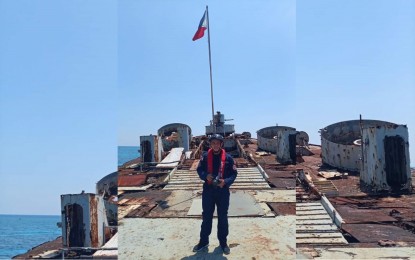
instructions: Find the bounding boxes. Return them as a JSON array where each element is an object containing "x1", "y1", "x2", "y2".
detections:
[{"x1": 206, "y1": 5, "x2": 215, "y2": 133}]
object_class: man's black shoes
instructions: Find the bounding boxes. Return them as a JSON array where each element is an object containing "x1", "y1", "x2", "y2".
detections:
[
  {"x1": 192, "y1": 242, "x2": 230, "y2": 254},
  {"x1": 192, "y1": 242, "x2": 209, "y2": 252},
  {"x1": 221, "y1": 244, "x2": 230, "y2": 255}
]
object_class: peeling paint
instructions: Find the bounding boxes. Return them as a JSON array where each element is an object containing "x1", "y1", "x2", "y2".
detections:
[
  {"x1": 322, "y1": 120, "x2": 403, "y2": 172},
  {"x1": 61, "y1": 193, "x2": 108, "y2": 248},
  {"x1": 158, "y1": 123, "x2": 192, "y2": 152},
  {"x1": 362, "y1": 124, "x2": 411, "y2": 192},
  {"x1": 257, "y1": 126, "x2": 298, "y2": 164},
  {"x1": 276, "y1": 129, "x2": 297, "y2": 164},
  {"x1": 140, "y1": 135, "x2": 163, "y2": 163}
]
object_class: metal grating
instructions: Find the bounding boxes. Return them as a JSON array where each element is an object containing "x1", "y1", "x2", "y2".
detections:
[
  {"x1": 163, "y1": 167, "x2": 270, "y2": 190},
  {"x1": 312, "y1": 180, "x2": 339, "y2": 197},
  {"x1": 296, "y1": 201, "x2": 348, "y2": 245}
]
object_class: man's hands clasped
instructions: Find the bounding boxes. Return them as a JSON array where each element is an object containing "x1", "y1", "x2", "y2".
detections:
[{"x1": 206, "y1": 174, "x2": 225, "y2": 188}]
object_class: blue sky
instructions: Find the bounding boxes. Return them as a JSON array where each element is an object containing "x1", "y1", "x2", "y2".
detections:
[
  {"x1": 0, "y1": 0, "x2": 414, "y2": 215},
  {"x1": 120, "y1": 1, "x2": 414, "y2": 161},
  {"x1": 119, "y1": 0, "x2": 296, "y2": 143},
  {"x1": 0, "y1": 1, "x2": 117, "y2": 215},
  {"x1": 295, "y1": 0, "x2": 415, "y2": 145}
]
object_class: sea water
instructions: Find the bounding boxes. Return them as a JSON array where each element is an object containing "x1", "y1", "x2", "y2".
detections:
[
  {"x1": 0, "y1": 214, "x2": 61, "y2": 259},
  {"x1": 0, "y1": 147, "x2": 140, "y2": 258},
  {"x1": 118, "y1": 146, "x2": 140, "y2": 166}
]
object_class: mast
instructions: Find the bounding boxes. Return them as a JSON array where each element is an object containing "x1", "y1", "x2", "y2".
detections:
[{"x1": 206, "y1": 6, "x2": 215, "y2": 133}]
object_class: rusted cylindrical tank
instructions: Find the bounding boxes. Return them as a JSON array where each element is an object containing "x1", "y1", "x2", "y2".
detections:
[
  {"x1": 321, "y1": 119, "x2": 411, "y2": 192},
  {"x1": 158, "y1": 123, "x2": 192, "y2": 137},
  {"x1": 257, "y1": 126, "x2": 293, "y2": 153},
  {"x1": 320, "y1": 120, "x2": 377, "y2": 172},
  {"x1": 158, "y1": 123, "x2": 192, "y2": 152},
  {"x1": 257, "y1": 126, "x2": 297, "y2": 164},
  {"x1": 320, "y1": 120, "x2": 392, "y2": 171}
]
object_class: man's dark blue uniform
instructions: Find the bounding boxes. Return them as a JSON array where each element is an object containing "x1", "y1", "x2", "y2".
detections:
[{"x1": 195, "y1": 143, "x2": 237, "y2": 252}]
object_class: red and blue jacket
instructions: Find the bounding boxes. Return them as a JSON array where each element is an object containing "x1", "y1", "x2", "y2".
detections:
[{"x1": 197, "y1": 149, "x2": 238, "y2": 188}]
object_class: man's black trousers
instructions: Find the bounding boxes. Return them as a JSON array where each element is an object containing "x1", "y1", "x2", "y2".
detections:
[{"x1": 199, "y1": 185, "x2": 230, "y2": 246}]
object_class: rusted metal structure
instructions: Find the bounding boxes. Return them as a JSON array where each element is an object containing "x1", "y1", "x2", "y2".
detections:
[
  {"x1": 61, "y1": 193, "x2": 108, "y2": 248},
  {"x1": 276, "y1": 127, "x2": 298, "y2": 164},
  {"x1": 205, "y1": 111, "x2": 235, "y2": 136},
  {"x1": 116, "y1": 115, "x2": 415, "y2": 259},
  {"x1": 361, "y1": 123, "x2": 411, "y2": 192},
  {"x1": 321, "y1": 119, "x2": 411, "y2": 192},
  {"x1": 96, "y1": 171, "x2": 118, "y2": 197},
  {"x1": 158, "y1": 123, "x2": 192, "y2": 152},
  {"x1": 223, "y1": 138, "x2": 238, "y2": 153},
  {"x1": 257, "y1": 126, "x2": 292, "y2": 153},
  {"x1": 140, "y1": 134, "x2": 162, "y2": 163},
  {"x1": 321, "y1": 120, "x2": 383, "y2": 172},
  {"x1": 96, "y1": 171, "x2": 118, "y2": 225},
  {"x1": 118, "y1": 119, "x2": 298, "y2": 259},
  {"x1": 257, "y1": 126, "x2": 297, "y2": 164}
]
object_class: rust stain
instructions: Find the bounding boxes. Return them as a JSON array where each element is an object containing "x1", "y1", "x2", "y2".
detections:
[
  {"x1": 119, "y1": 197, "x2": 150, "y2": 206},
  {"x1": 118, "y1": 174, "x2": 147, "y2": 187},
  {"x1": 90, "y1": 196, "x2": 98, "y2": 247},
  {"x1": 268, "y1": 202, "x2": 296, "y2": 215},
  {"x1": 286, "y1": 245, "x2": 295, "y2": 253},
  {"x1": 114, "y1": 118, "x2": 414, "y2": 259},
  {"x1": 342, "y1": 224, "x2": 415, "y2": 243},
  {"x1": 125, "y1": 203, "x2": 157, "y2": 218},
  {"x1": 229, "y1": 243, "x2": 239, "y2": 248}
]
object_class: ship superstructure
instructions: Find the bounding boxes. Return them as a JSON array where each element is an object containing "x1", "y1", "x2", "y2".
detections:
[
  {"x1": 117, "y1": 113, "x2": 415, "y2": 259},
  {"x1": 16, "y1": 113, "x2": 415, "y2": 259}
]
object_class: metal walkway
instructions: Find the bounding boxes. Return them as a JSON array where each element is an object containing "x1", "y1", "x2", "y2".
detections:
[
  {"x1": 296, "y1": 201, "x2": 348, "y2": 245},
  {"x1": 163, "y1": 167, "x2": 270, "y2": 190},
  {"x1": 312, "y1": 180, "x2": 339, "y2": 197}
]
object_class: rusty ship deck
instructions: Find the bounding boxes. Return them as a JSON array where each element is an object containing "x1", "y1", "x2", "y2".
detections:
[
  {"x1": 17, "y1": 116, "x2": 415, "y2": 259},
  {"x1": 117, "y1": 120, "x2": 415, "y2": 259}
]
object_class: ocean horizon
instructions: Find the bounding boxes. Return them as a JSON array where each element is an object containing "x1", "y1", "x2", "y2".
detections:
[
  {"x1": 0, "y1": 146, "x2": 140, "y2": 258},
  {"x1": 118, "y1": 146, "x2": 140, "y2": 166},
  {"x1": 0, "y1": 214, "x2": 61, "y2": 259}
]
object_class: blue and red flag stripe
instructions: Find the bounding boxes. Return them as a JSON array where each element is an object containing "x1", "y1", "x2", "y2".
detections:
[{"x1": 192, "y1": 10, "x2": 208, "y2": 41}]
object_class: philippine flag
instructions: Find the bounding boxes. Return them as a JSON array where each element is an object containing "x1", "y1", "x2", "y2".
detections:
[{"x1": 192, "y1": 10, "x2": 207, "y2": 41}]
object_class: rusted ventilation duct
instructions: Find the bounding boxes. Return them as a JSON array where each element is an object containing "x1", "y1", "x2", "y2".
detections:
[
  {"x1": 158, "y1": 123, "x2": 192, "y2": 152},
  {"x1": 257, "y1": 126, "x2": 297, "y2": 164},
  {"x1": 140, "y1": 135, "x2": 163, "y2": 163},
  {"x1": 61, "y1": 193, "x2": 108, "y2": 248},
  {"x1": 321, "y1": 120, "x2": 411, "y2": 192}
]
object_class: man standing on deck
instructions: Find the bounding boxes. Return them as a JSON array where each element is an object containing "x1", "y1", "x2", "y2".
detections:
[{"x1": 193, "y1": 134, "x2": 238, "y2": 255}]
